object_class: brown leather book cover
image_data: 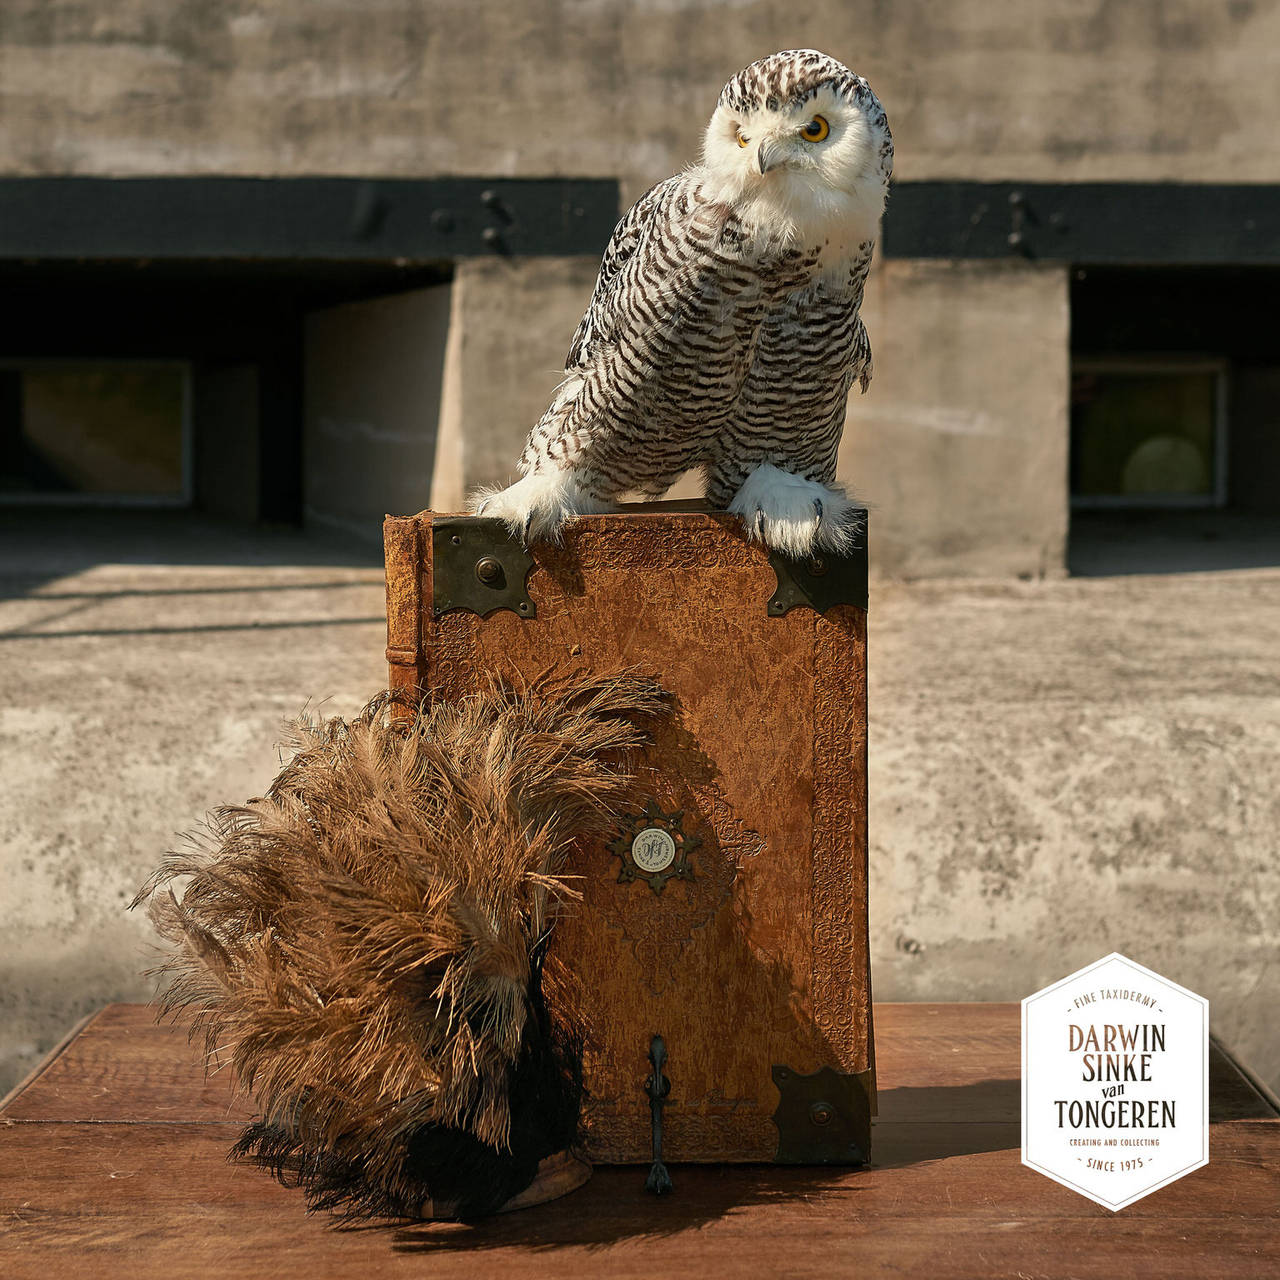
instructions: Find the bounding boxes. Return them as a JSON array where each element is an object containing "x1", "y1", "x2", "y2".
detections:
[{"x1": 384, "y1": 505, "x2": 873, "y2": 1164}]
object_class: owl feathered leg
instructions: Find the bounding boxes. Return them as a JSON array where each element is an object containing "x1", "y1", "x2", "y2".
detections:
[
  {"x1": 728, "y1": 463, "x2": 863, "y2": 558},
  {"x1": 472, "y1": 365, "x2": 624, "y2": 542},
  {"x1": 473, "y1": 469, "x2": 618, "y2": 544}
]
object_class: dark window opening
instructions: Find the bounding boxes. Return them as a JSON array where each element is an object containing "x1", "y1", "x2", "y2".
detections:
[
  {"x1": 0, "y1": 258, "x2": 450, "y2": 525},
  {"x1": 1071, "y1": 358, "x2": 1226, "y2": 509},
  {"x1": 1069, "y1": 267, "x2": 1280, "y2": 574},
  {"x1": 1, "y1": 360, "x2": 190, "y2": 503}
]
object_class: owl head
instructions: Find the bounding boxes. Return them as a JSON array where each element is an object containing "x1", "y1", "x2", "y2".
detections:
[{"x1": 701, "y1": 49, "x2": 893, "y2": 248}]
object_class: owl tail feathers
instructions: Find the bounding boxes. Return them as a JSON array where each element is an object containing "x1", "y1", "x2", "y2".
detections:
[
  {"x1": 729, "y1": 463, "x2": 866, "y2": 559},
  {"x1": 472, "y1": 470, "x2": 617, "y2": 545}
]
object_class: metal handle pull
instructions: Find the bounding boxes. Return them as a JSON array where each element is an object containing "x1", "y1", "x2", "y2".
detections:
[{"x1": 644, "y1": 1034, "x2": 673, "y2": 1195}]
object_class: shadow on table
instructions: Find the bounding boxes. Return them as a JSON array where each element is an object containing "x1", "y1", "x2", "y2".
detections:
[
  {"x1": 379, "y1": 1078, "x2": 1022, "y2": 1254},
  {"x1": 872, "y1": 1077, "x2": 1021, "y2": 1169},
  {"x1": 381, "y1": 1164, "x2": 857, "y2": 1254}
]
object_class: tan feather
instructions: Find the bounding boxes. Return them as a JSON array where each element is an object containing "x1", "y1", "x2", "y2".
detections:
[{"x1": 133, "y1": 671, "x2": 666, "y2": 1217}]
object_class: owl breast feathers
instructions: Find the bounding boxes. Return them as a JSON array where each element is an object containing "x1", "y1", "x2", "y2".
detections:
[{"x1": 476, "y1": 48, "x2": 892, "y2": 558}]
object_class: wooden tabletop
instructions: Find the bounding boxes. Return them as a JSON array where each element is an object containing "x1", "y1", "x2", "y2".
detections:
[{"x1": 2, "y1": 1003, "x2": 1276, "y2": 1279}]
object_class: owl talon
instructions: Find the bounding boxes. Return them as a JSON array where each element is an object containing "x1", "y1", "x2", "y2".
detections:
[
  {"x1": 729, "y1": 464, "x2": 861, "y2": 558},
  {"x1": 468, "y1": 471, "x2": 618, "y2": 544}
]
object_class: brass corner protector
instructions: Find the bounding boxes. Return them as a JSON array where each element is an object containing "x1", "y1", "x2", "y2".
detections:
[
  {"x1": 771, "y1": 1063, "x2": 873, "y2": 1165},
  {"x1": 766, "y1": 518, "x2": 868, "y2": 617},
  {"x1": 431, "y1": 516, "x2": 536, "y2": 619}
]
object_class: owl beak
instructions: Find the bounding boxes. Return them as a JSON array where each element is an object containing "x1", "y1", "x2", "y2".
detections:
[{"x1": 755, "y1": 139, "x2": 785, "y2": 175}]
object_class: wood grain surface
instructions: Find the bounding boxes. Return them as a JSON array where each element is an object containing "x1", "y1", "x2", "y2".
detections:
[
  {"x1": 2, "y1": 1003, "x2": 1276, "y2": 1279},
  {"x1": 386, "y1": 508, "x2": 872, "y2": 1162}
]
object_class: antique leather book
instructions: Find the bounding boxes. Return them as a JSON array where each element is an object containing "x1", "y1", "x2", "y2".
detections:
[{"x1": 384, "y1": 504, "x2": 874, "y2": 1165}]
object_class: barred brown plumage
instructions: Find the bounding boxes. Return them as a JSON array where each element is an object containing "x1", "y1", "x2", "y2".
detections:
[
  {"x1": 132, "y1": 672, "x2": 668, "y2": 1220},
  {"x1": 475, "y1": 50, "x2": 892, "y2": 558}
]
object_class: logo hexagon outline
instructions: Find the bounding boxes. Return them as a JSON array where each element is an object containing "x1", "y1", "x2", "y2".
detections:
[{"x1": 1021, "y1": 952, "x2": 1208, "y2": 1211}]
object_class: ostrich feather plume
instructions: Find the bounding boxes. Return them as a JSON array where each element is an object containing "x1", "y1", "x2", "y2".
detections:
[{"x1": 133, "y1": 671, "x2": 666, "y2": 1219}]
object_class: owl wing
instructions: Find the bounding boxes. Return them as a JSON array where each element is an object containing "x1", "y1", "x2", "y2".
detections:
[
  {"x1": 564, "y1": 175, "x2": 689, "y2": 371},
  {"x1": 519, "y1": 172, "x2": 742, "y2": 499}
]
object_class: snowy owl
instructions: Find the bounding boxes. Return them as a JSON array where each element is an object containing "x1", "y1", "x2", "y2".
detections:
[{"x1": 476, "y1": 49, "x2": 893, "y2": 557}]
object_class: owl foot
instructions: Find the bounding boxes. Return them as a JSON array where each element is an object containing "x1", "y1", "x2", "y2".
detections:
[
  {"x1": 471, "y1": 470, "x2": 617, "y2": 545},
  {"x1": 728, "y1": 463, "x2": 862, "y2": 558}
]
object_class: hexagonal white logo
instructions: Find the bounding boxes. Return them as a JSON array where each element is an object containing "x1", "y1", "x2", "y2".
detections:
[{"x1": 1022, "y1": 952, "x2": 1208, "y2": 1210}]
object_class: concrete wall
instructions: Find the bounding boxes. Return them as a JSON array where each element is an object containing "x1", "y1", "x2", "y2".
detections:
[
  {"x1": 843, "y1": 260, "x2": 1070, "y2": 579},
  {"x1": 304, "y1": 284, "x2": 451, "y2": 542},
  {"x1": 3, "y1": 2, "x2": 1278, "y2": 197},
  {"x1": 430, "y1": 257, "x2": 601, "y2": 512},
  {"x1": 867, "y1": 566, "x2": 1280, "y2": 1091},
  {"x1": 431, "y1": 256, "x2": 1070, "y2": 579},
  {"x1": 0, "y1": 516, "x2": 387, "y2": 1107},
  {"x1": 4, "y1": 0, "x2": 1266, "y2": 576}
]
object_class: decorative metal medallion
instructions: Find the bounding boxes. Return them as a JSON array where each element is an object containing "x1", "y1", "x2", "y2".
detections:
[
  {"x1": 591, "y1": 768, "x2": 759, "y2": 995},
  {"x1": 610, "y1": 800, "x2": 701, "y2": 894}
]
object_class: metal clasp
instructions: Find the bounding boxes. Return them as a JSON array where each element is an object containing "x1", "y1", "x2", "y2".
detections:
[
  {"x1": 644, "y1": 1034, "x2": 673, "y2": 1195},
  {"x1": 771, "y1": 1063, "x2": 873, "y2": 1164}
]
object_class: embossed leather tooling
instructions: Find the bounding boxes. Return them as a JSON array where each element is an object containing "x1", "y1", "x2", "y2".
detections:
[{"x1": 385, "y1": 505, "x2": 874, "y2": 1164}]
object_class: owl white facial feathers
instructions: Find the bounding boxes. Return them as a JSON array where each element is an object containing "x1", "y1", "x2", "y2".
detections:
[
  {"x1": 474, "y1": 49, "x2": 893, "y2": 557},
  {"x1": 701, "y1": 52, "x2": 889, "y2": 257}
]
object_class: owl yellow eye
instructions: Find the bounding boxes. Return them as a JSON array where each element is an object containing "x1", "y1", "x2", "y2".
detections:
[
  {"x1": 737, "y1": 130, "x2": 749, "y2": 148},
  {"x1": 800, "y1": 115, "x2": 830, "y2": 142}
]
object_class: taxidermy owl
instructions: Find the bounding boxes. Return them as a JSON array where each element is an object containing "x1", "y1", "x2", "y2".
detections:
[{"x1": 476, "y1": 48, "x2": 893, "y2": 557}]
